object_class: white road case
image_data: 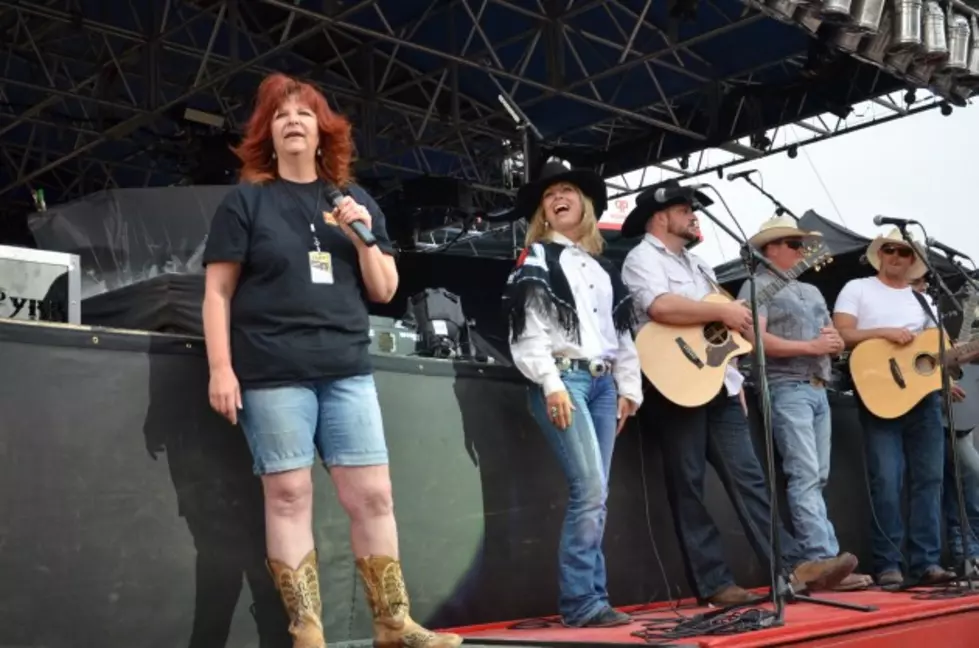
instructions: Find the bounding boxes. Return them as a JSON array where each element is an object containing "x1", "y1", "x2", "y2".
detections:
[{"x1": 0, "y1": 244, "x2": 81, "y2": 325}]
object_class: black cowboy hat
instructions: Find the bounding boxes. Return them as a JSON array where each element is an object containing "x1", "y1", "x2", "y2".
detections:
[
  {"x1": 620, "y1": 178, "x2": 713, "y2": 239},
  {"x1": 506, "y1": 159, "x2": 609, "y2": 223}
]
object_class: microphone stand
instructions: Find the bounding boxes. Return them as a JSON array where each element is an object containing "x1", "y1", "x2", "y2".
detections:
[
  {"x1": 493, "y1": 80, "x2": 542, "y2": 260},
  {"x1": 921, "y1": 239, "x2": 979, "y2": 590},
  {"x1": 946, "y1": 254, "x2": 979, "y2": 293},
  {"x1": 733, "y1": 175, "x2": 801, "y2": 222},
  {"x1": 694, "y1": 191, "x2": 876, "y2": 624}
]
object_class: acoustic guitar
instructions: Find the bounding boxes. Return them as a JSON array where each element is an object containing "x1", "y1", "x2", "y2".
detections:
[
  {"x1": 635, "y1": 242, "x2": 832, "y2": 408},
  {"x1": 849, "y1": 329, "x2": 979, "y2": 420}
]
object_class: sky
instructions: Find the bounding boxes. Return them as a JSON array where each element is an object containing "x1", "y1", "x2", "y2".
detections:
[{"x1": 601, "y1": 92, "x2": 977, "y2": 269}]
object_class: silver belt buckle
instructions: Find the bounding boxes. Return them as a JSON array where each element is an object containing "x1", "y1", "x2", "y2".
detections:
[
  {"x1": 589, "y1": 358, "x2": 609, "y2": 377},
  {"x1": 555, "y1": 357, "x2": 572, "y2": 372}
]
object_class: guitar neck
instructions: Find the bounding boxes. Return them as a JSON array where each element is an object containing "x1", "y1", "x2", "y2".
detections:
[
  {"x1": 952, "y1": 336, "x2": 979, "y2": 364},
  {"x1": 756, "y1": 263, "x2": 806, "y2": 305},
  {"x1": 957, "y1": 289, "x2": 979, "y2": 342}
]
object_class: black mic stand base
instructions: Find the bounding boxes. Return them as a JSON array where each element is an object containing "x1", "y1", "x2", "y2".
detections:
[
  {"x1": 701, "y1": 573, "x2": 878, "y2": 632},
  {"x1": 954, "y1": 558, "x2": 979, "y2": 587},
  {"x1": 777, "y1": 577, "x2": 879, "y2": 613}
]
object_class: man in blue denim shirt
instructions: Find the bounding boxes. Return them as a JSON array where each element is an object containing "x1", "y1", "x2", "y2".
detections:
[{"x1": 737, "y1": 217, "x2": 872, "y2": 591}]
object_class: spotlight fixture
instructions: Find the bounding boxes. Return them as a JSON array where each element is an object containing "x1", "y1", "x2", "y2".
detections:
[{"x1": 750, "y1": 133, "x2": 772, "y2": 150}]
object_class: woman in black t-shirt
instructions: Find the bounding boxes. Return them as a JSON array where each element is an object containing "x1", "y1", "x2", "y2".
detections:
[{"x1": 202, "y1": 73, "x2": 461, "y2": 648}]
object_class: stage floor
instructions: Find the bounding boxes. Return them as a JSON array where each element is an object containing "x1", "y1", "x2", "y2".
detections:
[{"x1": 450, "y1": 587, "x2": 979, "y2": 647}]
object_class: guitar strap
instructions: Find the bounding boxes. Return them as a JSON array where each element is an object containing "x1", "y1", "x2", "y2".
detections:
[
  {"x1": 911, "y1": 289, "x2": 940, "y2": 329},
  {"x1": 698, "y1": 266, "x2": 735, "y2": 299}
]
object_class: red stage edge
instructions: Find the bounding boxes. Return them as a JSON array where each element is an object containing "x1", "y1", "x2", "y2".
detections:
[{"x1": 443, "y1": 588, "x2": 979, "y2": 647}]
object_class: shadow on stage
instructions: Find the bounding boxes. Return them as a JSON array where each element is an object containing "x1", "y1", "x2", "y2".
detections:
[{"x1": 142, "y1": 351, "x2": 290, "y2": 648}]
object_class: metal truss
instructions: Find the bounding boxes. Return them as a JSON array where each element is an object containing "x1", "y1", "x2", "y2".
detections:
[
  {"x1": 0, "y1": 0, "x2": 961, "y2": 233},
  {"x1": 604, "y1": 84, "x2": 952, "y2": 200}
]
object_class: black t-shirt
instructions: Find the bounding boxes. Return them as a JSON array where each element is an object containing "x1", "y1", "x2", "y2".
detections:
[{"x1": 202, "y1": 178, "x2": 396, "y2": 387}]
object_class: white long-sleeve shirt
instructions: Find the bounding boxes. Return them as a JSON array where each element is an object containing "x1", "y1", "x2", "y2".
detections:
[
  {"x1": 509, "y1": 234, "x2": 644, "y2": 406},
  {"x1": 621, "y1": 232, "x2": 744, "y2": 397}
]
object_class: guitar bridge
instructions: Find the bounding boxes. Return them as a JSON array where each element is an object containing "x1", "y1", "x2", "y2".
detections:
[
  {"x1": 888, "y1": 358, "x2": 906, "y2": 389},
  {"x1": 675, "y1": 337, "x2": 705, "y2": 369}
]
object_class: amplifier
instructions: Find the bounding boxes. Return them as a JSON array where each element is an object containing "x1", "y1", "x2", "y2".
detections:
[
  {"x1": 368, "y1": 316, "x2": 419, "y2": 356},
  {"x1": 0, "y1": 245, "x2": 80, "y2": 325}
]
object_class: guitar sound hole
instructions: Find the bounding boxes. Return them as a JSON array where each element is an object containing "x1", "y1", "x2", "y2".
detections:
[
  {"x1": 914, "y1": 353, "x2": 938, "y2": 375},
  {"x1": 704, "y1": 322, "x2": 729, "y2": 346}
]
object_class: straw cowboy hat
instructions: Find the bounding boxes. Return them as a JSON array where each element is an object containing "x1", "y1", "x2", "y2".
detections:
[
  {"x1": 866, "y1": 227, "x2": 928, "y2": 280},
  {"x1": 620, "y1": 178, "x2": 713, "y2": 238},
  {"x1": 747, "y1": 215, "x2": 822, "y2": 248},
  {"x1": 506, "y1": 159, "x2": 608, "y2": 223}
]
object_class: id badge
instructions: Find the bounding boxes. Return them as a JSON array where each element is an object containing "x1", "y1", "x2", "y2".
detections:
[{"x1": 309, "y1": 251, "x2": 334, "y2": 284}]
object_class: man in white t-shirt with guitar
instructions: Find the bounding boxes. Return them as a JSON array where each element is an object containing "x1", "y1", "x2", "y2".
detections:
[{"x1": 834, "y1": 228, "x2": 958, "y2": 587}]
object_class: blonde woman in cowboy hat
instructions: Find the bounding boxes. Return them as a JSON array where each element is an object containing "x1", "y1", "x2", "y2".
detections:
[
  {"x1": 502, "y1": 159, "x2": 642, "y2": 628},
  {"x1": 833, "y1": 228, "x2": 954, "y2": 586},
  {"x1": 619, "y1": 182, "x2": 857, "y2": 607},
  {"x1": 736, "y1": 216, "x2": 872, "y2": 591}
]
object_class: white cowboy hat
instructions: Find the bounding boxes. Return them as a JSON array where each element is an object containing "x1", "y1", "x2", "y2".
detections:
[
  {"x1": 866, "y1": 227, "x2": 927, "y2": 280},
  {"x1": 747, "y1": 215, "x2": 822, "y2": 248}
]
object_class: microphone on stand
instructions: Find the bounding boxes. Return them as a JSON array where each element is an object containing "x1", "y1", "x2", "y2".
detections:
[
  {"x1": 927, "y1": 237, "x2": 972, "y2": 261},
  {"x1": 324, "y1": 185, "x2": 377, "y2": 247},
  {"x1": 726, "y1": 169, "x2": 758, "y2": 181},
  {"x1": 873, "y1": 215, "x2": 919, "y2": 228}
]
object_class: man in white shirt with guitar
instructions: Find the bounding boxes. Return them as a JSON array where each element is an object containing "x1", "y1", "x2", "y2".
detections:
[
  {"x1": 834, "y1": 228, "x2": 961, "y2": 587},
  {"x1": 621, "y1": 181, "x2": 857, "y2": 606}
]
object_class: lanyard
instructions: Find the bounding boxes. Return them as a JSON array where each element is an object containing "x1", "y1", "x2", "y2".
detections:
[
  {"x1": 282, "y1": 181, "x2": 324, "y2": 252},
  {"x1": 309, "y1": 188, "x2": 323, "y2": 252}
]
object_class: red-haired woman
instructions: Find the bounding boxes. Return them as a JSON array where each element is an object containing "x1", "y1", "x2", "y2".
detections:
[{"x1": 202, "y1": 73, "x2": 461, "y2": 648}]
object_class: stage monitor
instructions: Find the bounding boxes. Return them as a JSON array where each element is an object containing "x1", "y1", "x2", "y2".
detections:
[{"x1": 0, "y1": 244, "x2": 80, "y2": 325}]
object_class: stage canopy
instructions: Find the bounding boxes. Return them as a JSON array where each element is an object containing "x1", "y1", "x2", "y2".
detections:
[{"x1": 1, "y1": 0, "x2": 974, "y2": 250}]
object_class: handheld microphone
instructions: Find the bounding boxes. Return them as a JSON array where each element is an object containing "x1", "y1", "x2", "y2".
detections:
[
  {"x1": 873, "y1": 214, "x2": 919, "y2": 228},
  {"x1": 927, "y1": 237, "x2": 971, "y2": 261},
  {"x1": 654, "y1": 183, "x2": 707, "y2": 203},
  {"x1": 726, "y1": 169, "x2": 757, "y2": 181},
  {"x1": 325, "y1": 185, "x2": 377, "y2": 247}
]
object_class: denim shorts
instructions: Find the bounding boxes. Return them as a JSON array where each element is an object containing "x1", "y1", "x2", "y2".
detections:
[{"x1": 238, "y1": 374, "x2": 389, "y2": 476}]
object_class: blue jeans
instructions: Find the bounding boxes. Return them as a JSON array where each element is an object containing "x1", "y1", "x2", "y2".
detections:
[
  {"x1": 641, "y1": 388, "x2": 804, "y2": 599},
  {"x1": 858, "y1": 392, "x2": 944, "y2": 577},
  {"x1": 771, "y1": 382, "x2": 839, "y2": 561},
  {"x1": 528, "y1": 370, "x2": 618, "y2": 626},
  {"x1": 239, "y1": 374, "x2": 389, "y2": 475},
  {"x1": 944, "y1": 431, "x2": 979, "y2": 562}
]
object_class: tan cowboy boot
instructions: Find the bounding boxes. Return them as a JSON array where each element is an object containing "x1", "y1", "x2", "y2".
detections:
[
  {"x1": 267, "y1": 550, "x2": 328, "y2": 648},
  {"x1": 355, "y1": 555, "x2": 462, "y2": 648}
]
